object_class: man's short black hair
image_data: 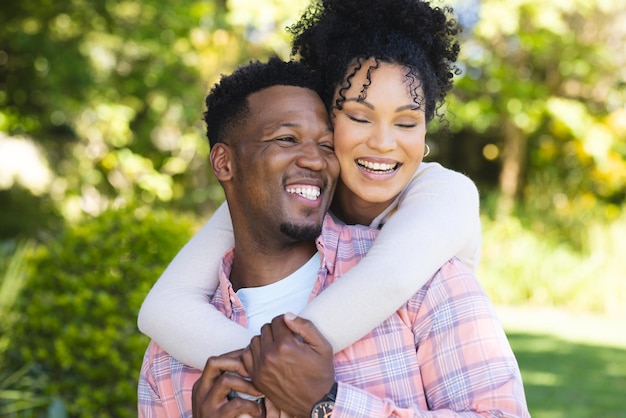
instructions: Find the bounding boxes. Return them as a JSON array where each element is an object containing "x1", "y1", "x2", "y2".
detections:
[{"x1": 204, "y1": 57, "x2": 323, "y2": 148}]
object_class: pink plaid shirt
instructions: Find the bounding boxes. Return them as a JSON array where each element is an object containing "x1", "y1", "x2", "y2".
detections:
[{"x1": 138, "y1": 214, "x2": 529, "y2": 417}]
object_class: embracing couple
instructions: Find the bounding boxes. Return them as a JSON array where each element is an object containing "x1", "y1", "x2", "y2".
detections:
[{"x1": 138, "y1": 0, "x2": 530, "y2": 417}]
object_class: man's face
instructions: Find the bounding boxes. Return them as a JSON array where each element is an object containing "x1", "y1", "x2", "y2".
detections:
[{"x1": 226, "y1": 85, "x2": 339, "y2": 244}]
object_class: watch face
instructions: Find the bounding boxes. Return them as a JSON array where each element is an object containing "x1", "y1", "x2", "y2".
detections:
[{"x1": 311, "y1": 400, "x2": 334, "y2": 418}]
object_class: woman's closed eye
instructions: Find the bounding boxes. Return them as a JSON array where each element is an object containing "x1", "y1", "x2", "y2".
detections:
[
  {"x1": 347, "y1": 114, "x2": 370, "y2": 124},
  {"x1": 395, "y1": 114, "x2": 423, "y2": 129}
]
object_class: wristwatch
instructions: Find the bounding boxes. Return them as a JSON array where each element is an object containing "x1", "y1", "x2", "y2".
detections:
[{"x1": 310, "y1": 382, "x2": 338, "y2": 418}]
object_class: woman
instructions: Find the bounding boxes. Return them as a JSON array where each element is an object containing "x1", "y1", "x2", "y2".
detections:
[{"x1": 137, "y1": 0, "x2": 482, "y2": 370}]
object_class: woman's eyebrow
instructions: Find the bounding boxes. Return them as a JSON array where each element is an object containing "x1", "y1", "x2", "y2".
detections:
[
  {"x1": 395, "y1": 104, "x2": 423, "y2": 112},
  {"x1": 343, "y1": 97, "x2": 374, "y2": 110},
  {"x1": 343, "y1": 98, "x2": 421, "y2": 113}
]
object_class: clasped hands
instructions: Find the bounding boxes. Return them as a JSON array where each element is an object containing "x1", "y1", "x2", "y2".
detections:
[{"x1": 192, "y1": 313, "x2": 335, "y2": 418}]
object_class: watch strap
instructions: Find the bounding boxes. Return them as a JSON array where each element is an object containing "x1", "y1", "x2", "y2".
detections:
[{"x1": 323, "y1": 381, "x2": 338, "y2": 402}]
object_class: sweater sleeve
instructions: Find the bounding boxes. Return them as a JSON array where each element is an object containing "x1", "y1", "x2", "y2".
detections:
[
  {"x1": 137, "y1": 201, "x2": 255, "y2": 370},
  {"x1": 298, "y1": 163, "x2": 482, "y2": 352}
]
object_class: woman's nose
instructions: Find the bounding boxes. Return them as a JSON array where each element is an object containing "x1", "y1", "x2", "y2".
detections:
[{"x1": 366, "y1": 124, "x2": 396, "y2": 153}]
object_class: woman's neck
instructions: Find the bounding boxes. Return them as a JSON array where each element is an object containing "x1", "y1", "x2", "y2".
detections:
[{"x1": 331, "y1": 181, "x2": 392, "y2": 226}]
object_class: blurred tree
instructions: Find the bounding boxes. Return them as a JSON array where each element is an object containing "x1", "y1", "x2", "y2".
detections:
[
  {"x1": 0, "y1": 0, "x2": 307, "y2": 238},
  {"x1": 435, "y1": 0, "x2": 626, "y2": 247}
]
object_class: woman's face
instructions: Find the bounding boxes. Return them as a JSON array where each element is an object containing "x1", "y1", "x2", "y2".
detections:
[{"x1": 331, "y1": 60, "x2": 427, "y2": 214}]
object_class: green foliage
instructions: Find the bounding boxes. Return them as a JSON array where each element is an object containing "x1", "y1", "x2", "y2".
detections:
[
  {"x1": 0, "y1": 0, "x2": 310, "y2": 231},
  {"x1": 444, "y1": 0, "x2": 626, "y2": 248},
  {"x1": 478, "y1": 211, "x2": 626, "y2": 314},
  {"x1": 10, "y1": 208, "x2": 194, "y2": 418},
  {"x1": 1, "y1": 242, "x2": 49, "y2": 417}
]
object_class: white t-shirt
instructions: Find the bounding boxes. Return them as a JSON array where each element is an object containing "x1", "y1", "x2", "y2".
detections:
[{"x1": 236, "y1": 252, "x2": 320, "y2": 333}]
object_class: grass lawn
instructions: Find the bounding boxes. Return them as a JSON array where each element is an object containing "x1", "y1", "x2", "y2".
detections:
[{"x1": 496, "y1": 306, "x2": 626, "y2": 418}]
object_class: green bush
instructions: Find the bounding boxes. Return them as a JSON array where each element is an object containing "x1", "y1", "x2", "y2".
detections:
[
  {"x1": 478, "y1": 212, "x2": 626, "y2": 314},
  {"x1": 1, "y1": 241, "x2": 50, "y2": 417},
  {"x1": 11, "y1": 207, "x2": 194, "y2": 418}
]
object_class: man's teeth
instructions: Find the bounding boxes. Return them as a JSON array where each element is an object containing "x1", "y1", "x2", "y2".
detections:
[
  {"x1": 286, "y1": 186, "x2": 321, "y2": 201},
  {"x1": 357, "y1": 159, "x2": 398, "y2": 173}
]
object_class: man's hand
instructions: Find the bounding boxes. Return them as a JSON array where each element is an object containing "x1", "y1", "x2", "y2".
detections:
[
  {"x1": 192, "y1": 350, "x2": 264, "y2": 418},
  {"x1": 242, "y1": 313, "x2": 335, "y2": 417}
]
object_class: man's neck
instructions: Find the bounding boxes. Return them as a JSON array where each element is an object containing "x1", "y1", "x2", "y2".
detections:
[{"x1": 229, "y1": 241, "x2": 318, "y2": 291}]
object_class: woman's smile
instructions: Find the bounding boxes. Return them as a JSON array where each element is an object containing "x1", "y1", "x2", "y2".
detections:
[{"x1": 332, "y1": 60, "x2": 428, "y2": 218}]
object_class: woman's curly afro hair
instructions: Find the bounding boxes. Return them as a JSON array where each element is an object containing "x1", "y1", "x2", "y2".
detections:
[{"x1": 288, "y1": 0, "x2": 460, "y2": 123}]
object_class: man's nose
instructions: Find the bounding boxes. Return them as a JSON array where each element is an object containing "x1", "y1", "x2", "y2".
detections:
[{"x1": 295, "y1": 141, "x2": 327, "y2": 171}]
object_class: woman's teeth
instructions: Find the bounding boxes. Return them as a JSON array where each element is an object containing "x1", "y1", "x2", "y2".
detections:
[{"x1": 357, "y1": 159, "x2": 398, "y2": 173}]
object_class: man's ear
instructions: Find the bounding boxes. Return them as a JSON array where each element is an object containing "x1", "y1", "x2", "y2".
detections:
[{"x1": 210, "y1": 143, "x2": 233, "y2": 181}]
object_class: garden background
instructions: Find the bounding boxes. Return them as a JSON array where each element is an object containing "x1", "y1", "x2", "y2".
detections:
[{"x1": 1, "y1": 0, "x2": 625, "y2": 416}]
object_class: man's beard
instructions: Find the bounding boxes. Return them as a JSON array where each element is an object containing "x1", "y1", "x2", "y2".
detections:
[{"x1": 280, "y1": 221, "x2": 322, "y2": 242}]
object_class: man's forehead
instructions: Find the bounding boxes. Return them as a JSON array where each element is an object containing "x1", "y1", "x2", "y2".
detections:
[
  {"x1": 247, "y1": 86, "x2": 327, "y2": 126},
  {"x1": 248, "y1": 85, "x2": 321, "y2": 105}
]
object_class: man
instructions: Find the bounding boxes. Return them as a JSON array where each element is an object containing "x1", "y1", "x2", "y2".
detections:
[
  {"x1": 139, "y1": 57, "x2": 339, "y2": 418},
  {"x1": 139, "y1": 57, "x2": 529, "y2": 417}
]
